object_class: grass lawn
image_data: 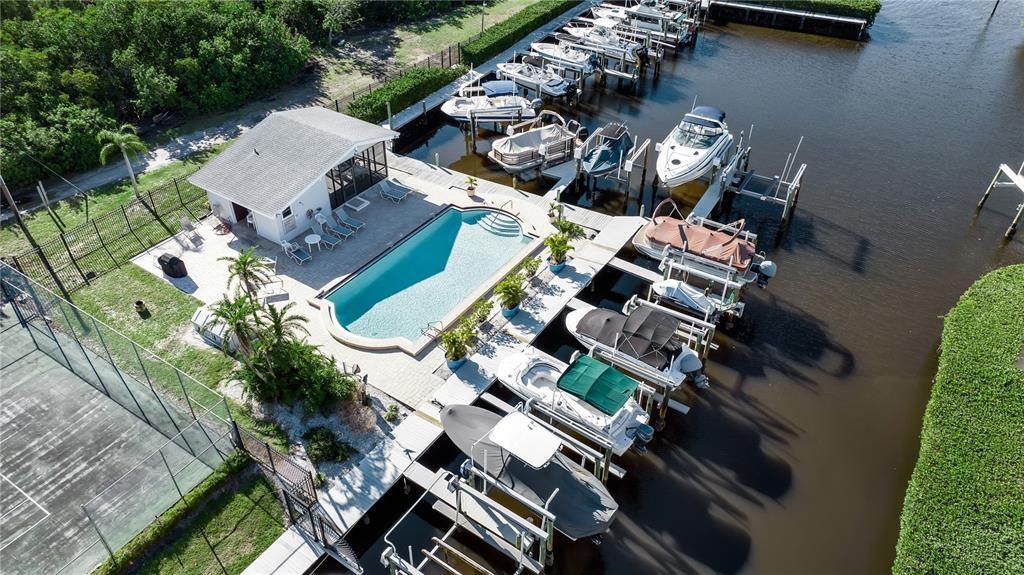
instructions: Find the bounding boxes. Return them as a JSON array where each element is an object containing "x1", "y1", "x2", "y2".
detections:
[
  {"x1": 72, "y1": 263, "x2": 288, "y2": 450},
  {"x1": 135, "y1": 474, "x2": 285, "y2": 575},
  {"x1": 320, "y1": 0, "x2": 544, "y2": 100},
  {"x1": 0, "y1": 145, "x2": 225, "y2": 256},
  {"x1": 893, "y1": 264, "x2": 1024, "y2": 575}
]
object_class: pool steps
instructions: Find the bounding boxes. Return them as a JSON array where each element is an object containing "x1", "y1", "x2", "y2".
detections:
[{"x1": 477, "y1": 212, "x2": 523, "y2": 237}]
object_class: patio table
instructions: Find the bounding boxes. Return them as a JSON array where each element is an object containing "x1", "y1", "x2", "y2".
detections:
[{"x1": 304, "y1": 233, "x2": 322, "y2": 252}]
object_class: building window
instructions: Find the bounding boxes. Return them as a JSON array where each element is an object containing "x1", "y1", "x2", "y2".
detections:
[{"x1": 327, "y1": 142, "x2": 389, "y2": 209}]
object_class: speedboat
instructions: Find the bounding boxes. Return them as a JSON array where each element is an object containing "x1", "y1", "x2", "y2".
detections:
[
  {"x1": 593, "y1": 0, "x2": 689, "y2": 42},
  {"x1": 530, "y1": 42, "x2": 598, "y2": 73},
  {"x1": 562, "y1": 20, "x2": 645, "y2": 62},
  {"x1": 440, "y1": 80, "x2": 541, "y2": 122},
  {"x1": 488, "y1": 111, "x2": 586, "y2": 174},
  {"x1": 440, "y1": 405, "x2": 618, "y2": 540},
  {"x1": 581, "y1": 122, "x2": 634, "y2": 177},
  {"x1": 656, "y1": 106, "x2": 734, "y2": 187},
  {"x1": 631, "y1": 199, "x2": 777, "y2": 289},
  {"x1": 650, "y1": 279, "x2": 745, "y2": 322},
  {"x1": 496, "y1": 61, "x2": 575, "y2": 98},
  {"x1": 496, "y1": 352, "x2": 654, "y2": 455},
  {"x1": 564, "y1": 304, "x2": 709, "y2": 388}
]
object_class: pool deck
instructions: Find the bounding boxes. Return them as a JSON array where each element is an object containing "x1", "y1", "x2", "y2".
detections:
[{"x1": 135, "y1": 151, "x2": 643, "y2": 574}]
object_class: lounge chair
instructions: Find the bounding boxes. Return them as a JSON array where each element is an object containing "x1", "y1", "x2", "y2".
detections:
[
  {"x1": 314, "y1": 224, "x2": 342, "y2": 250},
  {"x1": 333, "y1": 208, "x2": 365, "y2": 232},
  {"x1": 281, "y1": 241, "x2": 311, "y2": 264},
  {"x1": 314, "y1": 213, "x2": 353, "y2": 240},
  {"x1": 379, "y1": 179, "x2": 412, "y2": 203}
]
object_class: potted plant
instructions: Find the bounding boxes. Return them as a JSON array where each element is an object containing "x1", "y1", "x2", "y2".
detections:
[
  {"x1": 520, "y1": 257, "x2": 541, "y2": 278},
  {"x1": 465, "y1": 176, "x2": 478, "y2": 197},
  {"x1": 553, "y1": 218, "x2": 585, "y2": 241},
  {"x1": 547, "y1": 202, "x2": 560, "y2": 223},
  {"x1": 496, "y1": 272, "x2": 526, "y2": 318},
  {"x1": 440, "y1": 324, "x2": 471, "y2": 370},
  {"x1": 544, "y1": 233, "x2": 573, "y2": 273}
]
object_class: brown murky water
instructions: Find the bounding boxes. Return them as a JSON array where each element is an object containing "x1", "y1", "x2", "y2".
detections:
[{"x1": 337, "y1": 2, "x2": 1024, "y2": 574}]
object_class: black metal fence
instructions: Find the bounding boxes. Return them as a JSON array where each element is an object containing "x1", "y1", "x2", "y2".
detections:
[
  {"x1": 329, "y1": 32, "x2": 481, "y2": 115},
  {"x1": 7, "y1": 172, "x2": 209, "y2": 294}
]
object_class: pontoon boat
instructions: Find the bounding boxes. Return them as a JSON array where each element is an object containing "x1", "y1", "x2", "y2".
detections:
[
  {"x1": 488, "y1": 111, "x2": 586, "y2": 174},
  {"x1": 496, "y1": 352, "x2": 654, "y2": 455},
  {"x1": 656, "y1": 106, "x2": 734, "y2": 187},
  {"x1": 631, "y1": 199, "x2": 777, "y2": 288},
  {"x1": 440, "y1": 405, "x2": 619, "y2": 540}
]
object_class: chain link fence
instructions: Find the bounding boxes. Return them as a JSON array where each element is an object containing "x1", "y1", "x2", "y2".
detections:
[{"x1": 7, "y1": 172, "x2": 209, "y2": 295}]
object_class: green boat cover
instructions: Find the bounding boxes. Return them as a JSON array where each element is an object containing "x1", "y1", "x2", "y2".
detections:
[{"x1": 556, "y1": 355, "x2": 638, "y2": 416}]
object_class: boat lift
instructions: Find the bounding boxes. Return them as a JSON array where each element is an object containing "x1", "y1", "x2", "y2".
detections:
[
  {"x1": 575, "y1": 134, "x2": 653, "y2": 202},
  {"x1": 976, "y1": 161, "x2": 1024, "y2": 239},
  {"x1": 385, "y1": 464, "x2": 555, "y2": 575},
  {"x1": 669, "y1": 129, "x2": 808, "y2": 230}
]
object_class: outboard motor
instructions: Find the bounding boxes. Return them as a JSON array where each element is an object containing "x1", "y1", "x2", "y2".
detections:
[
  {"x1": 575, "y1": 124, "x2": 590, "y2": 141},
  {"x1": 635, "y1": 45, "x2": 649, "y2": 66},
  {"x1": 754, "y1": 258, "x2": 777, "y2": 289},
  {"x1": 629, "y1": 423, "x2": 656, "y2": 454},
  {"x1": 530, "y1": 98, "x2": 544, "y2": 110},
  {"x1": 678, "y1": 348, "x2": 710, "y2": 390}
]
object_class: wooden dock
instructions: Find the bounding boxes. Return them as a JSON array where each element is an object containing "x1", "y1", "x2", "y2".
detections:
[{"x1": 708, "y1": 0, "x2": 869, "y2": 40}]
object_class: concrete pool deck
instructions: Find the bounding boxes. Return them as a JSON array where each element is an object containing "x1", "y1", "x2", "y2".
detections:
[{"x1": 132, "y1": 152, "x2": 557, "y2": 408}]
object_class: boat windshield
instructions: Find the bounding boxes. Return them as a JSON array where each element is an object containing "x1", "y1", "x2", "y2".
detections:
[{"x1": 673, "y1": 121, "x2": 722, "y2": 149}]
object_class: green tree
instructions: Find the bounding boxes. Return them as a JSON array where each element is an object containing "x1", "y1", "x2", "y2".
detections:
[
  {"x1": 97, "y1": 123, "x2": 147, "y2": 197},
  {"x1": 219, "y1": 247, "x2": 273, "y2": 304},
  {"x1": 265, "y1": 302, "x2": 310, "y2": 345},
  {"x1": 208, "y1": 294, "x2": 264, "y2": 378}
]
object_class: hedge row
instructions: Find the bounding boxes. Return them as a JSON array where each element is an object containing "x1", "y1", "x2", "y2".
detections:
[
  {"x1": 461, "y1": 0, "x2": 581, "y2": 65},
  {"x1": 743, "y1": 0, "x2": 882, "y2": 24},
  {"x1": 893, "y1": 264, "x2": 1024, "y2": 575},
  {"x1": 346, "y1": 66, "x2": 469, "y2": 124},
  {"x1": 92, "y1": 452, "x2": 251, "y2": 575}
]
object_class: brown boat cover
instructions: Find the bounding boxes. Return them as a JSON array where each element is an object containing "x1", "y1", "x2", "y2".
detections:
[{"x1": 644, "y1": 216, "x2": 755, "y2": 271}]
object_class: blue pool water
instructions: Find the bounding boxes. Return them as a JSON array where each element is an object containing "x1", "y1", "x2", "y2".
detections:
[{"x1": 326, "y1": 208, "x2": 531, "y2": 342}]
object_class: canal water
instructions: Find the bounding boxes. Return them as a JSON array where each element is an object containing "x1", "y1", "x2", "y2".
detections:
[{"x1": 352, "y1": 2, "x2": 1024, "y2": 574}]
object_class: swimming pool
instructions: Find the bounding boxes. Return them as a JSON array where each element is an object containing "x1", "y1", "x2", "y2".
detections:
[{"x1": 324, "y1": 207, "x2": 532, "y2": 347}]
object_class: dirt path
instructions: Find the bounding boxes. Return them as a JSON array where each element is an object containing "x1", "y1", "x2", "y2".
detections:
[{"x1": 6, "y1": 0, "x2": 542, "y2": 218}]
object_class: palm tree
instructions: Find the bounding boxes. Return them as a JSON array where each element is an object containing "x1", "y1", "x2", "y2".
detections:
[
  {"x1": 219, "y1": 247, "x2": 273, "y2": 304},
  {"x1": 97, "y1": 124, "x2": 148, "y2": 198},
  {"x1": 208, "y1": 294, "x2": 264, "y2": 375},
  {"x1": 265, "y1": 302, "x2": 309, "y2": 346}
]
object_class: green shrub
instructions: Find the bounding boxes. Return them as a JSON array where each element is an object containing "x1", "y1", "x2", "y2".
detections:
[
  {"x1": 496, "y1": 271, "x2": 526, "y2": 310},
  {"x1": 893, "y1": 265, "x2": 1024, "y2": 574},
  {"x1": 461, "y1": 0, "x2": 581, "y2": 64},
  {"x1": 741, "y1": 0, "x2": 882, "y2": 24},
  {"x1": 92, "y1": 452, "x2": 251, "y2": 575},
  {"x1": 302, "y1": 426, "x2": 356, "y2": 464},
  {"x1": 346, "y1": 66, "x2": 468, "y2": 124},
  {"x1": 242, "y1": 339, "x2": 358, "y2": 413}
]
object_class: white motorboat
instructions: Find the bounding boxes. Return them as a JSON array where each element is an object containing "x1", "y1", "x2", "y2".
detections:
[
  {"x1": 488, "y1": 111, "x2": 586, "y2": 174},
  {"x1": 593, "y1": 1, "x2": 690, "y2": 42},
  {"x1": 564, "y1": 304, "x2": 709, "y2": 388},
  {"x1": 656, "y1": 106, "x2": 734, "y2": 187},
  {"x1": 495, "y1": 61, "x2": 575, "y2": 98},
  {"x1": 562, "y1": 20, "x2": 645, "y2": 62},
  {"x1": 530, "y1": 42, "x2": 598, "y2": 73},
  {"x1": 440, "y1": 80, "x2": 541, "y2": 122},
  {"x1": 632, "y1": 199, "x2": 777, "y2": 288},
  {"x1": 496, "y1": 352, "x2": 654, "y2": 455},
  {"x1": 441, "y1": 405, "x2": 618, "y2": 540},
  {"x1": 650, "y1": 279, "x2": 745, "y2": 322}
]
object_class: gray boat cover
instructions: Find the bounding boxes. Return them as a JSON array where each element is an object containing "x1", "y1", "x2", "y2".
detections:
[
  {"x1": 582, "y1": 124, "x2": 634, "y2": 176},
  {"x1": 577, "y1": 307, "x2": 681, "y2": 370},
  {"x1": 440, "y1": 405, "x2": 618, "y2": 540},
  {"x1": 492, "y1": 125, "x2": 573, "y2": 155}
]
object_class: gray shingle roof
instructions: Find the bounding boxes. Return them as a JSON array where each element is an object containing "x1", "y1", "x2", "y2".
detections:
[{"x1": 188, "y1": 108, "x2": 398, "y2": 216}]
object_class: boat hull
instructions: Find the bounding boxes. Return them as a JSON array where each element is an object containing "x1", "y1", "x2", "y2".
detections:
[
  {"x1": 440, "y1": 405, "x2": 618, "y2": 540},
  {"x1": 656, "y1": 132, "x2": 734, "y2": 188}
]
